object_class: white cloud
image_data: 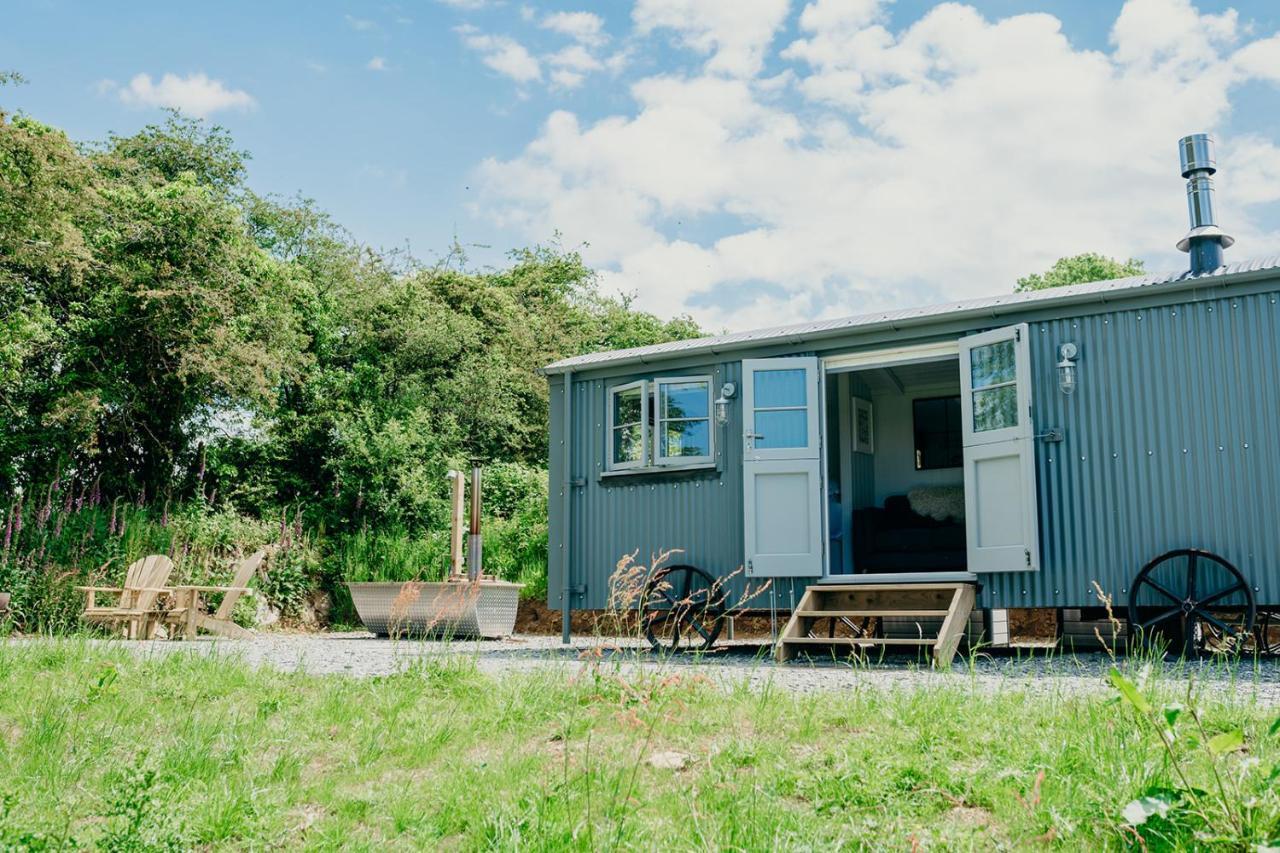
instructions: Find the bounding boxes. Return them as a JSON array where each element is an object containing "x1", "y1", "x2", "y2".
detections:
[
  {"x1": 345, "y1": 14, "x2": 376, "y2": 31},
  {"x1": 111, "y1": 72, "x2": 255, "y2": 118},
  {"x1": 476, "y1": 0, "x2": 1280, "y2": 331},
  {"x1": 548, "y1": 45, "x2": 603, "y2": 73},
  {"x1": 551, "y1": 69, "x2": 587, "y2": 89},
  {"x1": 438, "y1": 0, "x2": 487, "y2": 9},
  {"x1": 633, "y1": 0, "x2": 791, "y2": 77},
  {"x1": 457, "y1": 26, "x2": 542, "y2": 84},
  {"x1": 367, "y1": 56, "x2": 388, "y2": 71},
  {"x1": 541, "y1": 11, "x2": 608, "y2": 47},
  {"x1": 1233, "y1": 34, "x2": 1280, "y2": 83}
]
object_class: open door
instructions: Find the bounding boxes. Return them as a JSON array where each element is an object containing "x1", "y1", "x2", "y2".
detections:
[
  {"x1": 959, "y1": 324, "x2": 1040, "y2": 573},
  {"x1": 742, "y1": 357, "x2": 823, "y2": 577}
]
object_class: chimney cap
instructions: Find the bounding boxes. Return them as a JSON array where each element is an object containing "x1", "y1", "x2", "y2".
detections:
[
  {"x1": 1179, "y1": 133, "x2": 1216, "y2": 178},
  {"x1": 1176, "y1": 225, "x2": 1235, "y2": 254}
]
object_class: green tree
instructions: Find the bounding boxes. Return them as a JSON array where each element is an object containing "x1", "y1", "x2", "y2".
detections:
[
  {"x1": 0, "y1": 109, "x2": 308, "y2": 494},
  {"x1": 1, "y1": 104, "x2": 702, "y2": 533},
  {"x1": 1015, "y1": 253, "x2": 1145, "y2": 292}
]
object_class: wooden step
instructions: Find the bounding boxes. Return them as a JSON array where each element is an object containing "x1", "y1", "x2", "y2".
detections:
[
  {"x1": 788, "y1": 637, "x2": 936, "y2": 647},
  {"x1": 794, "y1": 609, "x2": 949, "y2": 618},
  {"x1": 812, "y1": 583, "x2": 971, "y2": 592},
  {"x1": 777, "y1": 582, "x2": 976, "y2": 667}
]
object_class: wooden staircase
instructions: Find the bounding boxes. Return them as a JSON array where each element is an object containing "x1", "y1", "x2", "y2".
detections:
[{"x1": 775, "y1": 582, "x2": 977, "y2": 667}]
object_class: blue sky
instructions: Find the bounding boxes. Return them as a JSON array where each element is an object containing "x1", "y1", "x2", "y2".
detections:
[{"x1": 5, "y1": 0, "x2": 1280, "y2": 330}]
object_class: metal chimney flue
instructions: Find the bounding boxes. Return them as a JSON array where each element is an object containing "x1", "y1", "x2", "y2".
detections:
[{"x1": 1176, "y1": 133, "x2": 1234, "y2": 274}]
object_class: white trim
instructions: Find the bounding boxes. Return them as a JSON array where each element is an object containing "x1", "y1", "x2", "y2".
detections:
[
  {"x1": 606, "y1": 380, "x2": 648, "y2": 471},
  {"x1": 653, "y1": 375, "x2": 714, "y2": 466},
  {"x1": 599, "y1": 462, "x2": 716, "y2": 479},
  {"x1": 822, "y1": 340, "x2": 960, "y2": 373}
]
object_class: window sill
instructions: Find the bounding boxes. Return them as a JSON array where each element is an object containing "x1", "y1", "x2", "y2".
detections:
[{"x1": 600, "y1": 462, "x2": 717, "y2": 479}]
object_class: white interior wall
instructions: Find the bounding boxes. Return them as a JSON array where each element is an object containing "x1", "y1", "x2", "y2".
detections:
[{"x1": 869, "y1": 380, "x2": 963, "y2": 506}]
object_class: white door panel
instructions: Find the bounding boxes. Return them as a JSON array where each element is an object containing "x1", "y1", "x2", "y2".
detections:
[
  {"x1": 744, "y1": 459, "x2": 823, "y2": 577},
  {"x1": 959, "y1": 324, "x2": 1040, "y2": 573},
  {"x1": 742, "y1": 358, "x2": 823, "y2": 577}
]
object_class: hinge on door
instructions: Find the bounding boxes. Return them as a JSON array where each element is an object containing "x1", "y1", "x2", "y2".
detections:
[
  {"x1": 1015, "y1": 328, "x2": 1022, "y2": 342},
  {"x1": 1025, "y1": 549, "x2": 1032, "y2": 567}
]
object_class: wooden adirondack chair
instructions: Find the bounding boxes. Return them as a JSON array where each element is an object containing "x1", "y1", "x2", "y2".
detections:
[
  {"x1": 161, "y1": 548, "x2": 267, "y2": 640},
  {"x1": 78, "y1": 555, "x2": 176, "y2": 639}
]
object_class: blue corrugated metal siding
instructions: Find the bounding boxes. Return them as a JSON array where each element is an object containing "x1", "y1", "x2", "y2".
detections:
[
  {"x1": 986, "y1": 288, "x2": 1280, "y2": 608},
  {"x1": 551, "y1": 281, "x2": 1280, "y2": 612},
  {"x1": 556, "y1": 362, "x2": 815, "y2": 611}
]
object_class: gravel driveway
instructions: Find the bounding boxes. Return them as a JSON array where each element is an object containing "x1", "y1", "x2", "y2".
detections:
[{"x1": 42, "y1": 631, "x2": 1280, "y2": 703}]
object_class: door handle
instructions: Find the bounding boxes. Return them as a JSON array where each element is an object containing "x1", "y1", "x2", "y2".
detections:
[{"x1": 746, "y1": 432, "x2": 765, "y2": 440}]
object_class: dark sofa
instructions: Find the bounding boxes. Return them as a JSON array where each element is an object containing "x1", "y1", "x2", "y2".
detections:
[{"x1": 851, "y1": 494, "x2": 966, "y2": 572}]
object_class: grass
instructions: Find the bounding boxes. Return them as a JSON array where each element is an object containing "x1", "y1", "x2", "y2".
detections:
[{"x1": 2, "y1": 640, "x2": 1279, "y2": 850}]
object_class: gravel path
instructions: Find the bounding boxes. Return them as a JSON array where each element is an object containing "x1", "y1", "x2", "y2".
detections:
[{"x1": 37, "y1": 632, "x2": 1280, "y2": 703}]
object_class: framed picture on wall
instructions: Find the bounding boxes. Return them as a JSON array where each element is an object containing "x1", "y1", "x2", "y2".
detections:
[{"x1": 853, "y1": 397, "x2": 874, "y2": 454}]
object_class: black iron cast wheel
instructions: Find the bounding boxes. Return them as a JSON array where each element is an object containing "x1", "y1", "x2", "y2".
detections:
[
  {"x1": 1127, "y1": 548, "x2": 1256, "y2": 658},
  {"x1": 642, "y1": 564, "x2": 728, "y2": 652},
  {"x1": 1255, "y1": 611, "x2": 1280, "y2": 656}
]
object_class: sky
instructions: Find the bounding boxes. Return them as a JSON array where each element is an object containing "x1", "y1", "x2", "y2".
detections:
[{"x1": 5, "y1": 0, "x2": 1280, "y2": 332}]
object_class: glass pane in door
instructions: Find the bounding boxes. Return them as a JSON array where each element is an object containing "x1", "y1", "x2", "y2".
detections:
[
  {"x1": 972, "y1": 385, "x2": 1018, "y2": 432},
  {"x1": 753, "y1": 369, "x2": 807, "y2": 408},
  {"x1": 754, "y1": 410, "x2": 808, "y2": 449},
  {"x1": 970, "y1": 340, "x2": 1016, "y2": 388}
]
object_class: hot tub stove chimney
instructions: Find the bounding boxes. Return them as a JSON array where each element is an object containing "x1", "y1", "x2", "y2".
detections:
[{"x1": 1176, "y1": 133, "x2": 1234, "y2": 275}]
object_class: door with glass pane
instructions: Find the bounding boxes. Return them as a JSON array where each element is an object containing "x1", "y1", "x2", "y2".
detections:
[
  {"x1": 742, "y1": 358, "x2": 823, "y2": 577},
  {"x1": 959, "y1": 324, "x2": 1040, "y2": 572}
]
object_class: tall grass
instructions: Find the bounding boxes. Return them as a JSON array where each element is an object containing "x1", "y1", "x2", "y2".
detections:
[
  {"x1": 0, "y1": 481, "x2": 550, "y2": 633},
  {"x1": 0, "y1": 491, "x2": 281, "y2": 632},
  {"x1": 337, "y1": 514, "x2": 548, "y2": 598}
]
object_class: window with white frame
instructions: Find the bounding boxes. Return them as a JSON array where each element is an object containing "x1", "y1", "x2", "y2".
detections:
[
  {"x1": 608, "y1": 380, "x2": 648, "y2": 470},
  {"x1": 654, "y1": 377, "x2": 713, "y2": 464},
  {"x1": 607, "y1": 376, "x2": 713, "y2": 471}
]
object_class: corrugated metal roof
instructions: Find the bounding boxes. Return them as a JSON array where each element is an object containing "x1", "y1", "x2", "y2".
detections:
[{"x1": 544, "y1": 255, "x2": 1280, "y2": 373}]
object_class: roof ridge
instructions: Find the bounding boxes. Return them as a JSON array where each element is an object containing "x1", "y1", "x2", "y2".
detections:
[{"x1": 544, "y1": 255, "x2": 1280, "y2": 373}]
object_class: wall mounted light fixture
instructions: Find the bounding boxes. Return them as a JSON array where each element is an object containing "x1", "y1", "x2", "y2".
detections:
[
  {"x1": 715, "y1": 382, "x2": 736, "y2": 426},
  {"x1": 1057, "y1": 342, "x2": 1079, "y2": 395}
]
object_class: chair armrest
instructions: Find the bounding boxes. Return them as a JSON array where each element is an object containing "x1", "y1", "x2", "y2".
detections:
[
  {"x1": 168, "y1": 586, "x2": 252, "y2": 594},
  {"x1": 76, "y1": 586, "x2": 124, "y2": 593}
]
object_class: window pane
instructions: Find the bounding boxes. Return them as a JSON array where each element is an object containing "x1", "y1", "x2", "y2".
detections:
[
  {"x1": 660, "y1": 381, "x2": 709, "y2": 420},
  {"x1": 972, "y1": 386, "x2": 1018, "y2": 432},
  {"x1": 660, "y1": 419, "x2": 710, "y2": 458},
  {"x1": 753, "y1": 369, "x2": 807, "y2": 409},
  {"x1": 755, "y1": 409, "x2": 808, "y2": 449},
  {"x1": 612, "y1": 425, "x2": 644, "y2": 464},
  {"x1": 612, "y1": 385, "x2": 642, "y2": 425},
  {"x1": 970, "y1": 340, "x2": 1016, "y2": 389}
]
